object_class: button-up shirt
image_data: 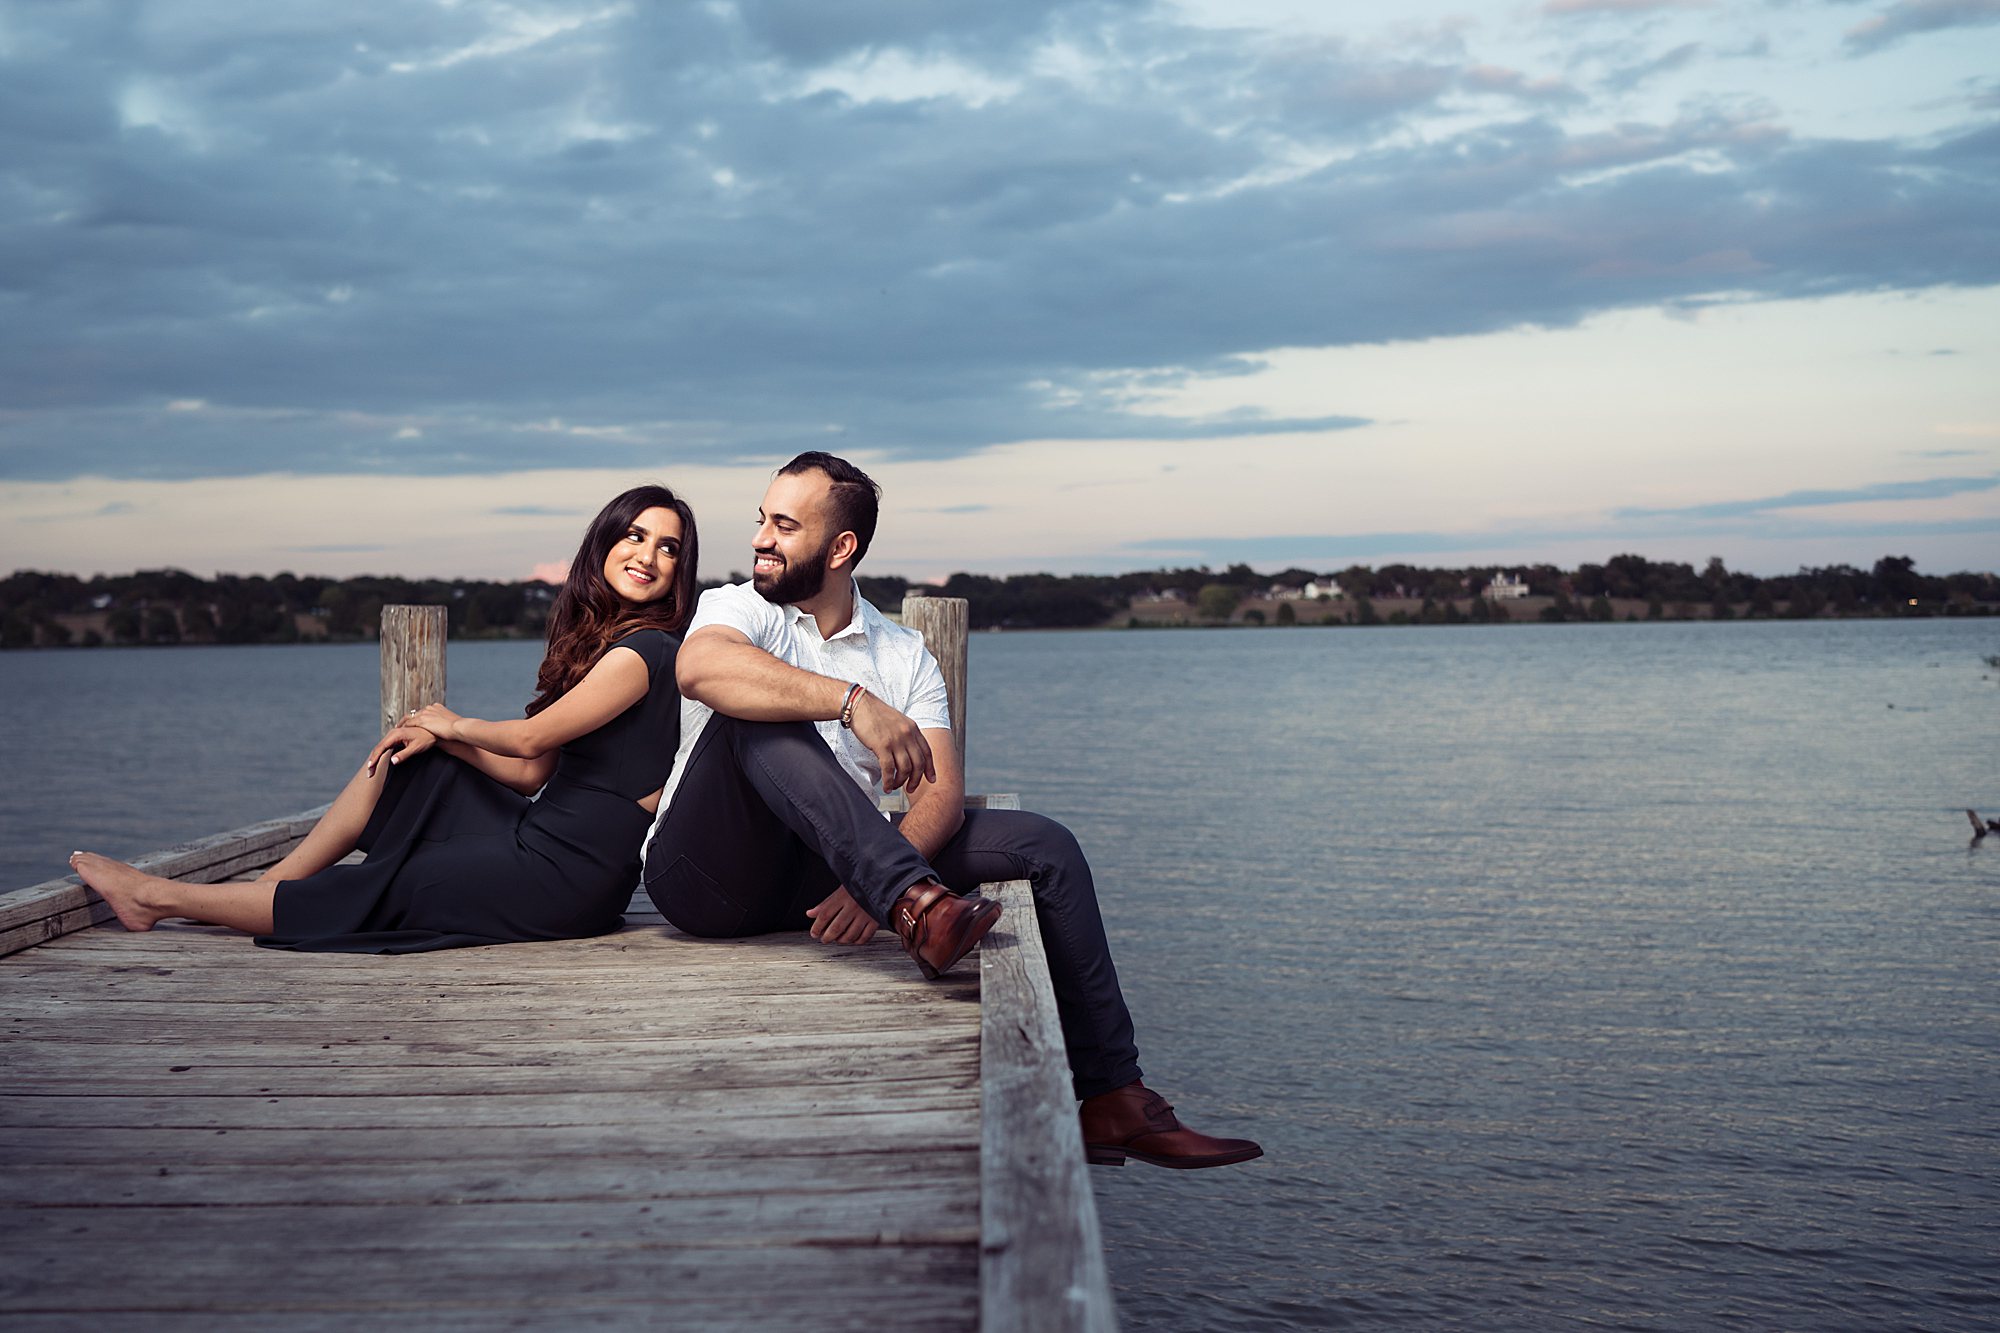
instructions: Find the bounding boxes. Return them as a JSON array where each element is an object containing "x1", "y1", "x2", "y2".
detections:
[{"x1": 642, "y1": 579, "x2": 952, "y2": 851}]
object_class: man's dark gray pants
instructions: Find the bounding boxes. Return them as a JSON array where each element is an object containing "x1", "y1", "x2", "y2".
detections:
[{"x1": 642, "y1": 716, "x2": 1142, "y2": 1099}]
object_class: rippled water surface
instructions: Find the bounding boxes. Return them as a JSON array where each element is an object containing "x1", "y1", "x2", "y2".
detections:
[
  {"x1": 6, "y1": 620, "x2": 1998, "y2": 1330},
  {"x1": 966, "y1": 621, "x2": 2000, "y2": 1331}
]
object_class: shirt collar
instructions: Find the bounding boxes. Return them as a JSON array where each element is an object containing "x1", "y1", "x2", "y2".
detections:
[{"x1": 779, "y1": 577, "x2": 873, "y2": 643}]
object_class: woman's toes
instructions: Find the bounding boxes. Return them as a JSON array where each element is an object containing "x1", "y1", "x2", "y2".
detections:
[{"x1": 68, "y1": 854, "x2": 164, "y2": 932}]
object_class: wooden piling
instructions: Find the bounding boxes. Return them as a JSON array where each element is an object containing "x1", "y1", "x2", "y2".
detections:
[
  {"x1": 379, "y1": 604, "x2": 447, "y2": 736},
  {"x1": 903, "y1": 595, "x2": 970, "y2": 765}
]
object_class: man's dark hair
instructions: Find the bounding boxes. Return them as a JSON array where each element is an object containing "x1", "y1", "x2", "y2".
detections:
[{"x1": 777, "y1": 451, "x2": 882, "y2": 565}]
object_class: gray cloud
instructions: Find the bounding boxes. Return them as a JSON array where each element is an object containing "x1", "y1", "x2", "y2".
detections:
[
  {"x1": 732, "y1": 0, "x2": 1149, "y2": 65},
  {"x1": 1845, "y1": 0, "x2": 2000, "y2": 54},
  {"x1": 1602, "y1": 41, "x2": 1703, "y2": 92},
  {"x1": 1543, "y1": 0, "x2": 1709, "y2": 16},
  {"x1": 1, "y1": 1, "x2": 1996, "y2": 482},
  {"x1": 1615, "y1": 473, "x2": 2000, "y2": 520},
  {"x1": 18, "y1": 501, "x2": 137, "y2": 523}
]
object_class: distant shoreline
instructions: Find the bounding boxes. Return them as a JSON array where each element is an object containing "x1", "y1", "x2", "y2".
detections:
[
  {"x1": 1124, "y1": 591, "x2": 1999, "y2": 629},
  {"x1": 7, "y1": 557, "x2": 1995, "y2": 649}
]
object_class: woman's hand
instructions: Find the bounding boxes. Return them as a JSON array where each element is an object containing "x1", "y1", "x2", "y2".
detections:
[
  {"x1": 366, "y1": 725, "x2": 436, "y2": 777},
  {"x1": 407, "y1": 703, "x2": 466, "y2": 742}
]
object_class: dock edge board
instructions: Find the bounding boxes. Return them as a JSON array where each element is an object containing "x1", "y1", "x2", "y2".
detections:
[
  {"x1": 976, "y1": 795, "x2": 1119, "y2": 1333},
  {"x1": 0, "y1": 805, "x2": 328, "y2": 958}
]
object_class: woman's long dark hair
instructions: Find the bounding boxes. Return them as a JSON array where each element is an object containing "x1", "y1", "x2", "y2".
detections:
[{"x1": 527, "y1": 485, "x2": 699, "y2": 716}]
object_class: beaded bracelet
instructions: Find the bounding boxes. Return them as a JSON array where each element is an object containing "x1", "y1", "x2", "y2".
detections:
[{"x1": 839, "y1": 682, "x2": 864, "y2": 729}]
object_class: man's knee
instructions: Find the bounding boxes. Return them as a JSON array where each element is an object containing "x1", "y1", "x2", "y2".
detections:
[
  {"x1": 987, "y1": 809, "x2": 1087, "y2": 878},
  {"x1": 726, "y1": 716, "x2": 859, "y2": 788}
]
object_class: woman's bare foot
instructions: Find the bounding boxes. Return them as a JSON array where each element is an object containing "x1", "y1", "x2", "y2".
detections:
[{"x1": 67, "y1": 852, "x2": 175, "y2": 931}]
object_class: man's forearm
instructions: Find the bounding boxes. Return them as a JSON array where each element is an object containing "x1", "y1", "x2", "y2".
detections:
[
  {"x1": 898, "y1": 787, "x2": 964, "y2": 863},
  {"x1": 678, "y1": 636, "x2": 849, "y2": 722},
  {"x1": 899, "y1": 729, "x2": 966, "y2": 861}
]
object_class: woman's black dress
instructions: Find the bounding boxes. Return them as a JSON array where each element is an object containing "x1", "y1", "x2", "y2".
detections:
[{"x1": 257, "y1": 629, "x2": 680, "y2": 953}]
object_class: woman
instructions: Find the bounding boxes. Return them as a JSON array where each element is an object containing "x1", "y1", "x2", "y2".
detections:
[{"x1": 68, "y1": 485, "x2": 698, "y2": 952}]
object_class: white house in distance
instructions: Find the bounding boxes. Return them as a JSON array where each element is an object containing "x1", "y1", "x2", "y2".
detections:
[{"x1": 1487, "y1": 572, "x2": 1530, "y2": 599}]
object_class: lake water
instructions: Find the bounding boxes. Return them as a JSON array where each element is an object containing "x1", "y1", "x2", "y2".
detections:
[{"x1": 6, "y1": 620, "x2": 1998, "y2": 1330}]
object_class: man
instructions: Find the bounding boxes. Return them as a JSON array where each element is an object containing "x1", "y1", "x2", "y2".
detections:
[{"x1": 641, "y1": 451, "x2": 1260, "y2": 1170}]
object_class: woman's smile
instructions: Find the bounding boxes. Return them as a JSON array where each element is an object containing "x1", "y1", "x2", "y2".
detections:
[{"x1": 604, "y1": 505, "x2": 682, "y2": 604}]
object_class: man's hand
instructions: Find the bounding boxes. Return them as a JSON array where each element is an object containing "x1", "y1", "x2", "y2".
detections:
[
  {"x1": 805, "y1": 886, "x2": 879, "y2": 945},
  {"x1": 847, "y1": 691, "x2": 934, "y2": 794}
]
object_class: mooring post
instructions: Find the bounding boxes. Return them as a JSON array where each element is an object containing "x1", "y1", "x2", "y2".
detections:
[
  {"x1": 379, "y1": 605, "x2": 448, "y2": 737},
  {"x1": 901, "y1": 595, "x2": 970, "y2": 766}
]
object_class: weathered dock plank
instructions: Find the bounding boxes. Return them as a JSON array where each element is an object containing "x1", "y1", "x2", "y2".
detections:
[
  {"x1": 0, "y1": 1149, "x2": 980, "y2": 1207},
  {"x1": 0, "y1": 1122, "x2": 982, "y2": 1164},
  {"x1": 0, "y1": 1244, "x2": 978, "y2": 1328}
]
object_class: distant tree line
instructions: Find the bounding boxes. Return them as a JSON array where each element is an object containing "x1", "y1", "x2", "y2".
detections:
[
  {"x1": 3, "y1": 553, "x2": 1995, "y2": 648},
  {"x1": 1312, "y1": 554, "x2": 1998, "y2": 626},
  {"x1": 0, "y1": 569, "x2": 562, "y2": 649}
]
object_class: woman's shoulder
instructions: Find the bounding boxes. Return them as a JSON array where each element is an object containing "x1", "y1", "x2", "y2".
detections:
[{"x1": 607, "y1": 627, "x2": 681, "y2": 674}]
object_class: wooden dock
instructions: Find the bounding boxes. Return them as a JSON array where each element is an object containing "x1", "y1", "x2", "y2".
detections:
[{"x1": 0, "y1": 601, "x2": 1115, "y2": 1330}]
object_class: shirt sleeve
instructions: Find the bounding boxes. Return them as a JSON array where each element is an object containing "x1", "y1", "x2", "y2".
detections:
[
  {"x1": 610, "y1": 628, "x2": 673, "y2": 679},
  {"x1": 687, "y1": 583, "x2": 779, "y2": 651},
  {"x1": 903, "y1": 642, "x2": 953, "y2": 732}
]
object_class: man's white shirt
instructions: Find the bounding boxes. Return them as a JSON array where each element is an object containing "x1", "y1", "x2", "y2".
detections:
[{"x1": 641, "y1": 579, "x2": 952, "y2": 856}]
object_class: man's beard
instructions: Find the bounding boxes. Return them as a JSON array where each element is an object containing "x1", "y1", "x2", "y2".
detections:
[{"x1": 752, "y1": 540, "x2": 835, "y2": 605}]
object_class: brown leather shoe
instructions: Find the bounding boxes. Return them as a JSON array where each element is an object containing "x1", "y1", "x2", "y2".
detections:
[
  {"x1": 1079, "y1": 1082, "x2": 1263, "y2": 1169},
  {"x1": 892, "y1": 881, "x2": 1002, "y2": 980}
]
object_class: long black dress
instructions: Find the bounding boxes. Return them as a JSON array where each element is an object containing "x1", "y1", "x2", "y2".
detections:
[{"x1": 257, "y1": 629, "x2": 680, "y2": 953}]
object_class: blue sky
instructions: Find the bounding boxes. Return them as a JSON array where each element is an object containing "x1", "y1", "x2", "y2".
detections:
[{"x1": 2, "y1": 0, "x2": 1996, "y2": 581}]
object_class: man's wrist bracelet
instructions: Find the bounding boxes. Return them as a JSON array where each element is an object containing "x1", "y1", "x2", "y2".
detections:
[{"x1": 839, "y1": 682, "x2": 864, "y2": 729}]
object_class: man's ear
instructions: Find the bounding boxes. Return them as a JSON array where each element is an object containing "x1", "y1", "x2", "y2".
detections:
[{"x1": 827, "y1": 530, "x2": 860, "y2": 572}]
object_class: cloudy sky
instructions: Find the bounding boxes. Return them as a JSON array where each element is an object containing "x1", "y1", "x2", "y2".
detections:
[{"x1": 2, "y1": 0, "x2": 1996, "y2": 583}]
